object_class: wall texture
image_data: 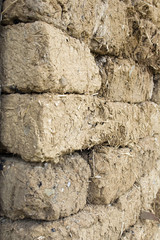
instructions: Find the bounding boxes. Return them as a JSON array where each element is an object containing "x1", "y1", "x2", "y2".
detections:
[{"x1": 0, "y1": 0, "x2": 160, "y2": 239}]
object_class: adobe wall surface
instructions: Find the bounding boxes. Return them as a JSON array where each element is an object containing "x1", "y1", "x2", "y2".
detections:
[{"x1": 0, "y1": 0, "x2": 160, "y2": 239}]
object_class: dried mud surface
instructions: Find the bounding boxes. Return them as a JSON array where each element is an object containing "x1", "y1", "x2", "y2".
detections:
[
  {"x1": 1, "y1": 94, "x2": 160, "y2": 162},
  {"x1": 0, "y1": 154, "x2": 91, "y2": 220},
  {"x1": 0, "y1": 0, "x2": 160, "y2": 239}
]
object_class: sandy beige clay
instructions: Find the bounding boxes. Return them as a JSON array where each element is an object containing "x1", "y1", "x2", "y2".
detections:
[{"x1": 0, "y1": 0, "x2": 160, "y2": 239}]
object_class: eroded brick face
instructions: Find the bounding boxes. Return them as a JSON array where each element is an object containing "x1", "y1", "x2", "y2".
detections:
[{"x1": 0, "y1": 0, "x2": 160, "y2": 239}]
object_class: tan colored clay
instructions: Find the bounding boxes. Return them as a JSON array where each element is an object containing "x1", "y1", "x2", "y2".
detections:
[
  {"x1": 88, "y1": 136, "x2": 160, "y2": 204},
  {"x1": 121, "y1": 221, "x2": 160, "y2": 240},
  {"x1": 0, "y1": 154, "x2": 90, "y2": 220},
  {"x1": 1, "y1": 94, "x2": 160, "y2": 162},
  {"x1": 97, "y1": 57, "x2": 153, "y2": 103},
  {"x1": 0, "y1": 0, "x2": 160, "y2": 238},
  {"x1": 0, "y1": 186, "x2": 141, "y2": 240},
  {"x1": 0, "y1": 21, "x2": 101, "y2": 94},
  {"x1": 2, "y1": 0, "x2": 130, "y2": 56}
]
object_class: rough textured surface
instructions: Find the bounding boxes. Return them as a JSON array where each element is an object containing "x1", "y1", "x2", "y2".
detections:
[
  {"x1": 152, "y1": 189, "x2": 160, "y2": 219},
  {"x1": 2, "y1": 0, "x2": 160, "y2": 70},
  {"x1": 120, "y1": 161, "x2": 160, "y2": 239},
  {"x1": 1, "y1": 0, "x2": 160, "y2": 238},
  {"x1": 97, "y1": 57, "x2": 153, "y2": 103},
  {"x1": 2, "y1": 0, "x2": 130, "y2": 56},
  {"x1": 131, "y1": 0, "x2": 160, "y2": 28},
  {"x1": 88, "y1": 136, "x2": 160, "y2": 204},
  {"x1": 1, "y1": 94, "x2": 160, "y2": 162},
  {"x1": 0, "y1": 186, "x2": 141, "y2": 240},
  {"x1": 139, "y1": 160, "x2": 160, "y2": 210},
  {"x1": 0, "y1": 154, "x2": 90, "y2": 220},
  {"x1": 152, "y1": 74, "x2": 160, "y2": 104},
  {"x1": 89, "y1": 0, "x2": 130, "y2": 56},
  {"x1": 0, "y1": 21, "x2": 101, "y2": 93},
  {"x1": 126, "y1": 11, "x2": 160, "y2": 71},
  {"x1": 121, "y1": 221, "x2": 160, "y2": 240}
]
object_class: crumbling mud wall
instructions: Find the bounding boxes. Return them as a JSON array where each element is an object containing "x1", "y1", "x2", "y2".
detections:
[{"x1": 0, "y1": 0, "x2": 160, "y2": 239}]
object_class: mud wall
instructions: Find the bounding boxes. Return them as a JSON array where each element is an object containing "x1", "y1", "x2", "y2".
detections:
[{"x1": 0, "y1": 0, "x2": 160, "y2": 239}]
